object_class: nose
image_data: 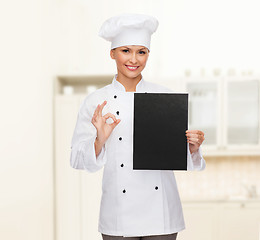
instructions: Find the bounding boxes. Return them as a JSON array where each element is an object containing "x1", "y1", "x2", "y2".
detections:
[{"x1": 129, "y1": 53, "x2": 138, "y2": 64}]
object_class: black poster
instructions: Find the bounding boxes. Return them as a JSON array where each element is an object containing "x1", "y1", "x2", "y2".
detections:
[{"x1": 133, "y1": 93, "x2": 188, "y2": 170}]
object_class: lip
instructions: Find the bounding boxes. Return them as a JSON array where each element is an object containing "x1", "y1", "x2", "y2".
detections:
[{"x1": 125, "y1": 65, "x2": 139, "y2": 71}]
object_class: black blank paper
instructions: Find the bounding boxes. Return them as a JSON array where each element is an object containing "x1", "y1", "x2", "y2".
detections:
[{"x1": 133, "y1": 93, "x2": 188, "y2": 170}]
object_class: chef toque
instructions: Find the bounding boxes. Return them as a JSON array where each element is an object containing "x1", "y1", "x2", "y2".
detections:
[{"x1": 98, "y1": 13, "x2": 159, "y2": 51}]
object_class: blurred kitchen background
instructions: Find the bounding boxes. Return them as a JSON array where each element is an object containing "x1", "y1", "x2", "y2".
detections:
[{"x1": 1, "y1": 0, "x2": 260, "y2": 240}]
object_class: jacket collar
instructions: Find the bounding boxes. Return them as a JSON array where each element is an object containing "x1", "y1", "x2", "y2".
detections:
[{"x1": 112, "y1": 74, "x2": 145, "y2": 92}]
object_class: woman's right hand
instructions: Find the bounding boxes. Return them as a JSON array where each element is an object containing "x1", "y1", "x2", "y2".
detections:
[{"x1": 91, "y1": 100, "x2": 121, "y2": 145}]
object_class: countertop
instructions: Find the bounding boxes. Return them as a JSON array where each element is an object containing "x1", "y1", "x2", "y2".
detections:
[{"x1": 181, "y1": 197, "x2": 260, "y2": 203}]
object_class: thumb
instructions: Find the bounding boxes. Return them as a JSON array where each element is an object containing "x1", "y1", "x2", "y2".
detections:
[{"x1": 110, "y1": 119, "x2": 121, "y2": 128}]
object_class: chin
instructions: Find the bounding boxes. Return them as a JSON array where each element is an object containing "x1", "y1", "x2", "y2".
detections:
[
  {"x1": 127, "y1": 73, "x2": 141, "y2": 79},
  {"x1": 126, "y1": 70, "x2": 143, "y2": 77}
]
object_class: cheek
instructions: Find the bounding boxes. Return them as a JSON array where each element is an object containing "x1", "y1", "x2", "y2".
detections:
[
  {"x1": 116, "y1": 54, "x2": 128, "y2": 64},
  {"x1": 140, "y1": 56, "x2": 149, "y2": 66}
]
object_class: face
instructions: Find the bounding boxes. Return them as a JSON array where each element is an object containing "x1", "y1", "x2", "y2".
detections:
[{"x1": 110, "y1": 45, "x2": 149, "y2": 80}]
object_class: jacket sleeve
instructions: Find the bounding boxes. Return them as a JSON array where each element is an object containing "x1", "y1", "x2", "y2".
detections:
[
  {"x1": 187, "y1": 143, "x2": 206, "y2": 171},
  {"x1": 70, "y1": 96, "x2": 107, "y2": 173}
]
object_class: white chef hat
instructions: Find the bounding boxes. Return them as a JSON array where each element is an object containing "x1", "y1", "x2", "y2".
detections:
[{"x1": 98, "y1": 13, "x2": 159, "y2": 51}]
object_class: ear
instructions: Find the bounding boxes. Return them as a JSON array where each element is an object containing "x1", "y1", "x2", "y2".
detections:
[{"x1": 110, "y1": 49, "x2": 115, "y2": 59}]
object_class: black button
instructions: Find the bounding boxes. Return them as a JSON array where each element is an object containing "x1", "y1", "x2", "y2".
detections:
[
  {"x1": 119, "y1": 137, "x2": 122, "y2": 141},
  {"x1": 121, "y1": 164, "x2": 124, "y2": 167},
  {"x1": 123, "y1": 189, "x2": 126, "y2": 193},
  {"x1": 114, "y1": 95, "x2": 117, "y2": 99},
  {"x1": 116, "y1": 111, "x2": 119, "y2": 115},
  {"x1": 155, "y1": 186, "x2": 158, "y2": 190}
]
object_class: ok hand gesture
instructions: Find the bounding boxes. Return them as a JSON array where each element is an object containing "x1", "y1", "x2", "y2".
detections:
[{"x1": 91, "y1": 100, "x2": 121, "y2": 145}]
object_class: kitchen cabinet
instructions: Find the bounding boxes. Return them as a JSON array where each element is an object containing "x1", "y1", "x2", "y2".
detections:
[
  {"x1": 54, "y1": 75, "x2": 112, "y2": 240},
  {"x1": 184, "y1": 77, "x2": 260, "y2": 156},
  {"x1": 186, "y1": 80, "x2": 220, "y2": 146},
  {"x1": 225, "y1": 79, "x2": 259, "y2": 145},
  {"x1": 219, "y1": 202, "x2": 260, "y2": 240},
  {"x1": 178, "y1": 203, "x2": 218, "y2": 240},
  {"x1": 178, "y1": 200, "x2": 260, "y2": 240},
  {"x1": 54, "y1": 95, "x2": 82, "y2": 240},
  {"x1": 55, "y1": 94, "x2": 104, "y2": 240}
]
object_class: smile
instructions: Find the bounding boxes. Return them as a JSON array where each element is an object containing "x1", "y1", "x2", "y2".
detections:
[{"x1": 125, "y1": 65, "x2": 139, "y2": 71}]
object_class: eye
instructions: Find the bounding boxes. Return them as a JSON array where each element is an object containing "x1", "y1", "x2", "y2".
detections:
[
  {"x1": 122, "y1": 49, "x2": 129, "y2": 53},
  {"x1": 139, "y1": 51, "x2": 146, "y2": 54}
]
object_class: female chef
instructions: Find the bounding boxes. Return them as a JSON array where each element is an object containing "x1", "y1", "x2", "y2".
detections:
[{"x1": 70, "y1": 13, "x2": 206, "y2": 240}]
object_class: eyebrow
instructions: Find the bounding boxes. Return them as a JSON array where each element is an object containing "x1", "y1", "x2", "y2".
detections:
[{"x1": 122, "y1": 47, "x2": 147, "y2": 51}]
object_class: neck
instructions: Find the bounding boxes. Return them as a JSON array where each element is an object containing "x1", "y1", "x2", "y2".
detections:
[{"x1": 116, "y1": 73, "x2": 142, "y2": 92}]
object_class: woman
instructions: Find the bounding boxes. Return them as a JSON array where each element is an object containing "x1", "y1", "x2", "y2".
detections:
[{"x1": 70, "y1": 13, "x2": 206, "y2": 240}]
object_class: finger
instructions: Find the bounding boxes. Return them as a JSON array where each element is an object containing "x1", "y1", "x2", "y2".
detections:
[
  {"x1": 197, "y1": 130, "x2": 205, "y2": 137},
  {"x1": 109, "y1": 119, "x2": 121, "y2": 129},
  {"x1": 186, "y1": 130, "x2": 204, "y2": 136},
  {"x1": 103, "y1": 113, "x2": 116, "y2": 122},
  {"x1": 187, "y1": 137, "x2": 201, "y2": 145},
  {"x1": 92, "y1": 107, "x2": 99, "y2": 122},
  {"x1": 93, "y1": 104, "x2": 100, "y2": 119},
  {"x1": 98, "y1": 100, "x2": 107, "y2": 116},
  {"x1": 188, "y1": 141, "x2": 200, "y2": 147},
  {"x1": 195, "y1": 130, "x2": 204, "y2": 136},
  {"x1": 92, "y1": 108, "x2": 99, "y2": 120},
  {"x1": 186, "y1": 132, "x2": 204, "y2": 138},
  {"x1": 91, "y1": 115, "x2": 97, "y2": 124},
  {"x1": 103, "y1": 113, "x2": 117, "y2": 122},
  {"x1": 186, "y1": 133, "x2": 203, "y2": 140},
  {"x1": 186, "y1": 133, "x2": 198, "y2": 138},
  {"x1": 187, "y1": 140, "x2": 196, "y2": 146},
  {"x1": 187, "y1": 135, "x2": 205, "y2": 143}
]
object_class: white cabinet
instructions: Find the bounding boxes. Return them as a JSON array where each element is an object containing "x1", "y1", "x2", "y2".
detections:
[
  {"x1": 54, "y1": 75, "x2": 113, "y2": 240},
  {"x1": 186, "y1": 80, "x2": 220, "y2": 146},
  {"x1": 225, "y1": 79, "x2": 259, "y2": 146},
  {"x1": 55, "y1": 94, "x2": 104, "y2": 240},
  {"x1": 55, "y1": 95, "x2": 82, "y2": 240},
  {"x1": 219, "y1": 202, "x2": 260, "y2": 240},
  {"x1": 179, "y1": 201, "x2": 260, "y2": 240},
  {"x1": 178, "y1": 203, "x2": 218, "y2": 240},
  {"x1": 184, "y1": 77, "x2": 260, "y2": 156}
]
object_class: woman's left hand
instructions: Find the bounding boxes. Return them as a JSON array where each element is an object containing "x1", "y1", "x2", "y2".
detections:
[{"x1": 186, "y1": 130, "x2": 205, "y2": 154}]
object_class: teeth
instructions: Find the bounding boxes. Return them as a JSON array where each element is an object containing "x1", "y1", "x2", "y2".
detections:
[{"x1": 127, "y1": 66, "x2": 138, "y2": 69}]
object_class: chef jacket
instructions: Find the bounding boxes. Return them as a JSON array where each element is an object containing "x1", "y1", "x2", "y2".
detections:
[{"x1": 70, "y1": 74, "x2": 206, "y2": 237}]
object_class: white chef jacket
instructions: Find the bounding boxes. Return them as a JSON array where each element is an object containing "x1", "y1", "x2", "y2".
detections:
[{"x1": 70, "y1": 74, "x2": 206, "y2": 237}]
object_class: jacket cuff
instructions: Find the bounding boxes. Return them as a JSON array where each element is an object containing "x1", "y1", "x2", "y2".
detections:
[
  {"x1": 70, "y1": 135, "x2": 107, "y2": 173},
  {"x1": 83, "y1": 135, "x2": 107, "y2": 172},
  {"x1": 96, "y1": 141, "x2": 107, "y2": 166},
  {"x1": 187, "y1": 144, "x2": 206, "y2": 171}
]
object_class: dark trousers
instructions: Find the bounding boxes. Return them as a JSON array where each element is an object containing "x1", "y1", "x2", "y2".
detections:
[{"x1": 101, "y1": 232, "x2": 178, "y2": 240}]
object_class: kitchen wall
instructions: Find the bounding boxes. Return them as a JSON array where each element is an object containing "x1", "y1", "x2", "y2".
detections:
[
  {"x1": 0, "y1": 1, "x2": 58, "y2": 240},
  {"x1": 1, "y1": 0, "x2": 259, "y2": 240}
]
